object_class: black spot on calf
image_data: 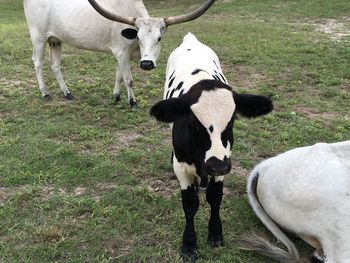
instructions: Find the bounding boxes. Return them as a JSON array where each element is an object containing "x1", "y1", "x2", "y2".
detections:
[
  {"x1": 169, "y1": 70, "x2": 175, "y2": 81},
  {"x1": 121, "y1": 28, "x2": 138, "y2": 39},
  {"x1": 168, "y1": 77, "x2": 175, "y2": 89},
  {"x1": 218, "y1": 73, "x2": 226, "y2": 83},
  {"x1": 212, "y1": 75, "x2": 220, "y2": 81},
  {"x1": 192, "y1": 69, "x2": 203, "y2": 75},
  {"x1": 165, "y1": 90, "x2": 170, "y2": 99},
  {"x1": 213, "y1": 60, "x2": 219, "y2": 69},
  {"x1": 175, "y1": 81, "x2": 184, "y2": 91},
  {"x1": 169, "y1": 89, "x2": 176, "y2": 99}
]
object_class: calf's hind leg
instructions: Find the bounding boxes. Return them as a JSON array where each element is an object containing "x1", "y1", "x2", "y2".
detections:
[{"x1": 206, "y1": 176, "x2": 224, "y2": 247}]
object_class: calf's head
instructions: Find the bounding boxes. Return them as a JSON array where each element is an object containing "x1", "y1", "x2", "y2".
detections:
[
  {"x1": 87, "y1": 0, "x2": 216, "y2": 70},
  {"x1": 150, "y1": 80, "x2": 273, "y2": 182}
]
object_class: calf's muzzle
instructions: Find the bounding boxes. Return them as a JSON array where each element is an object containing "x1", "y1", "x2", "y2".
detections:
[{"x1": 205, "y1": 156, "x2": 231, "y2": 176}]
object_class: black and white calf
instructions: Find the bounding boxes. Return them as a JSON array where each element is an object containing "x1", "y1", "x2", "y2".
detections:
[
  {"x1": 241, "y1": 141, "x2": 350, "y2": 263},
  {"x1": 150, "y1": 33, "x2": 273, "y2": 262}
]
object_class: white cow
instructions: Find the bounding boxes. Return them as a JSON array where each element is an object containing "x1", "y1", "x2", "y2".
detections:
[
  {"x1": 242, "y1": 140, "x2": 350, "y2": 263},
  {"x1": 23, "y1": 0, "x2": 216, "y2": 107}
]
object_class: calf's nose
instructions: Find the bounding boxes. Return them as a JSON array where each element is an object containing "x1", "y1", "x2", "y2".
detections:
[
  {"x1": 140, "y1": 60, "x2": 155, "y2": 70},
  {"x1": 205, "y1": 157, "x2": 231, "y2": 176}
]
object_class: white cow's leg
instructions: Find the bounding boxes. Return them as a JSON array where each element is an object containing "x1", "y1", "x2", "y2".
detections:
[
  {"x1": 49, "y1": 42, "x2": 73, "y2": 99},
  {"x1": 114, "y1": 49, "x2": 137, "y2": 108},
  {"x1": 32, "y1": 40, "x2": 50, "y2": 98},
  {"x1": 206, "y1": 175, "x2": 224, "y2": 247},
  {"x1": 113, "y1": 70, "x2": 123, "y2": 102},
  {"x1": 299, "y1": 235, "x2": 325, "y2": 262}
]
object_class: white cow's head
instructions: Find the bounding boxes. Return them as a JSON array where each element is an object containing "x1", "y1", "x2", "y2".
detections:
[
  {"x1": 87, "y1": 0, "x2": 216, "y2": 70},
  {"x1": 135, "y1": 18, "x2": 166, "y2": 70}
]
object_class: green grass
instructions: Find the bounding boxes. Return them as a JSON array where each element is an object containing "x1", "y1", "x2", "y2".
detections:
[{"x1": 1, "y1": 0, "x2": 349, "y2": 262}]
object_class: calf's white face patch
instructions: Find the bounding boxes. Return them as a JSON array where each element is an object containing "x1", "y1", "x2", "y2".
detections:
[{"x1": 190, "y1": 89, "x2": 235, "y2": 162}]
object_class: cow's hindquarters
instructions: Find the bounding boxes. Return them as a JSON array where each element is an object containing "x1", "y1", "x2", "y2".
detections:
[{"x1": 240, "y1": 169, "x2": 300, "y2": 262}]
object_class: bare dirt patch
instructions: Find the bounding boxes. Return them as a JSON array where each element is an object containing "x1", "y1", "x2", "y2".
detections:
[
  {"x1": 147, "y1": 174, "x2": 178, "y2": 198},
  {"x1": 224, "y1": 64, "x2": 271, "y2": 90},
  {"x1": 315, "y1": 18, "x2": 350, "y2": 41},
  {"x1": 74, "y1": 187, "x2": 86, "y2": 196},
  {"x1": 96, "y1": 182, "x2": 118, "y2": 190},
  {"x1": 0, "y1": 78, "x2": 36, "y2": 96},
  {"x1": 41, "y1": 186, "x2": 55, "y2": 201},
  {"x1": 232, "y1": 165, "x2": 249, "y2": 177},
  {"x1": 296, "y1": 106, "x2": 338, "y2": 119},
  {"x1": 0, "y1": 109, "x2": 20, "y2": 119},
  {"x1": 102, "y1": 237, "x2": 132, "y2": 261},
  {"x1": 103, "y1": 131, "x2": 142, "y2": 155},
  {"x1": 0, "y1": 78, "x2": 24, "y2": 87},
  {"x1": 0, "y1": 185, "x2": 28, "y2": 206},
  {"x1": 40, "y1": 186, "x2": 69, "y2": 201}
]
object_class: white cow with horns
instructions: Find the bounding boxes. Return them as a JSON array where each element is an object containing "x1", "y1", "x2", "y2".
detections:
[
  {"x1": 23, "y1": 0, "x2": 216, "y2": 107},
  {"x1": 241, "y1": 140, "x2": 350, "y2": 263}
]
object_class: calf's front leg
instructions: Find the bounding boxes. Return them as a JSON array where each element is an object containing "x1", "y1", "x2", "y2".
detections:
[
  {"x1": 181, "y1": 184, "x2": 199, "y2": 262},
  {"x1": 206, "y1": 176, "x2": 224, "y2": 247}
]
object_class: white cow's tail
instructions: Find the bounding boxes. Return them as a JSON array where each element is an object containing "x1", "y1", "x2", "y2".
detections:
[{"x1": 240, "y1": 169, "x2": 300, "y2": 263}]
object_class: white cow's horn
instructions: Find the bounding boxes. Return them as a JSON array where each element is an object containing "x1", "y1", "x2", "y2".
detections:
[
  {"x1": 87, "y1": 0, "x2": 136, "y2": 26},
  {"x1": 164, "y1": 0, "x2": 216, "y2": 26}
]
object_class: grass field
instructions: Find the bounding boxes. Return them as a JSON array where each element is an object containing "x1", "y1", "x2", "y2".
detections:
[{"x1": 0, "y1": 0, "x2": 349, "y2": 262}]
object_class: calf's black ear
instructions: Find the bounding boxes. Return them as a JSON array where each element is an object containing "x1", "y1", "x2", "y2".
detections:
[
  {"x1": 150, "y1": 98, "x2": 190, "y2": 123},
  {"x1": 233, "y1": 93, "x2": 273, "y2": 117}
]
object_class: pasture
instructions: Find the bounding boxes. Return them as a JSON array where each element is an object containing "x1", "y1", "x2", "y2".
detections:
[{"x1": 0, "y1": 0, "x2": 349, "y2": 262}]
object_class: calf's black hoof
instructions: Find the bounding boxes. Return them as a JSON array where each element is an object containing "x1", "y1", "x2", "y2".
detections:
[
  {"x1": 181, "y1": 245, "x2": 197, "y2": 263},
  {"x1": 43, "y1": 94, "x2": 52, "y2": 100},
  {"x1": 64, "y1": 93, "x2": 74, "y2": 100},
  {"x1": 114, "y1": 94, "x2": 121, "y2": 103},
  {"x1": 208, "y1": 234, "x2": 224, "y2": 247},
  {"x1": 129, "y1": 98, "x2": 138, "y2": 108},
  {"x1": 311, "y1": 255, "x2": 324, "y2": 263},
  {"x1": 181, "y1": 250, "x2": 196, "y2": 263}
]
